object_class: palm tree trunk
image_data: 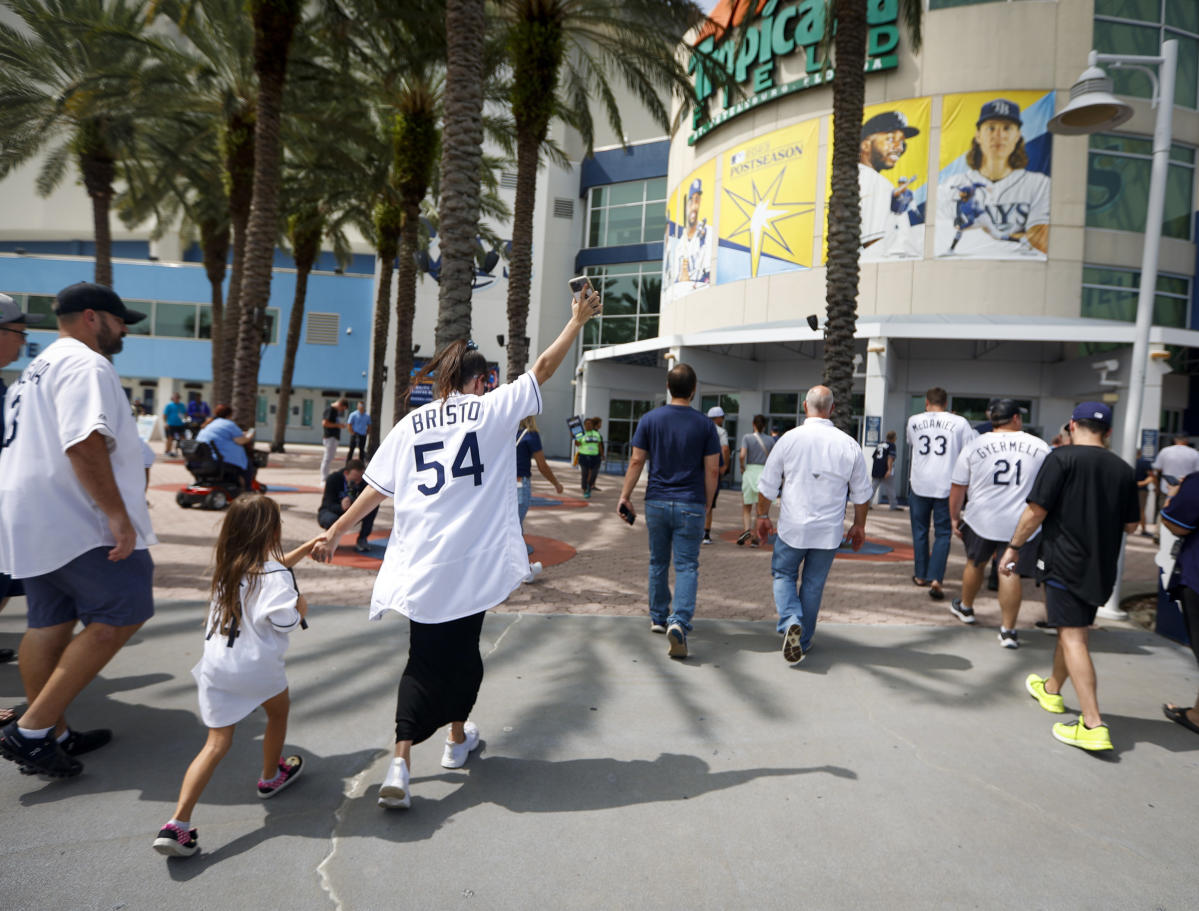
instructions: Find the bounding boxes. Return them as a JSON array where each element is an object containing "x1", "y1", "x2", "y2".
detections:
[
  {"x1": 273, "y1": 261, "x2": 310, "y2": 452},
  {"x1": 393, "y1": 199, "x2": 421, "y2": 425},
  {"x1": 504, "y1": 129, "x2": 540, "y2": 382},
  {"x1": 216, "y1": 114, "x2": 255, "y2": 406},
  {"x1": 80, "y1": 151, "x2": 115, "y2": 288},
  {"x1": 824, "y1": 0, "x2": 868, "y2": 435},
  {"x1": 435, "y1": 0, "x2": 486, "y2": 349},
  {"x1": 200, "y1": 219, "x2": 229, "y2": 400},
  {"x1": 369, "y1": 252, "x2": 395, "y2": 454}
]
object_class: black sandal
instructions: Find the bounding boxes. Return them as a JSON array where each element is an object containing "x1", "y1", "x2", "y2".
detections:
[
  {"x1": 928, "y1": 584, "x2": 945, "y2": 601},
  {"x1": 912, "y1": 576, "x2": 930, "y2": 587},
  {"x1": 1163, "y1": 703, "x2": 1199, "y2": 736}
]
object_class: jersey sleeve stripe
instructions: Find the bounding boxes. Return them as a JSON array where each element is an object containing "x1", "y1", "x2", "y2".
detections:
[
  {"x1": 1160, "y1": 508, "x2": 1196, "y2": 531},
  {"x1": 61, "y1": 420, "x2": 116, "y2": 452},
  {"x1": 528, "y1": 371, "x2": 542, "y2": 414},
  {"x1": 363, "y1": 471, "x2": 394, "y2": 497}
]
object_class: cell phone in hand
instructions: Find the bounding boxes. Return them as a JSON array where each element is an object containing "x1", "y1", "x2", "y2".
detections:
[
  {"x1": 619, "y1": 502, "x2": 636, "y2": 525},
  {"x1": 568, "y1": 275, "x2": 593, "y2": 301}
]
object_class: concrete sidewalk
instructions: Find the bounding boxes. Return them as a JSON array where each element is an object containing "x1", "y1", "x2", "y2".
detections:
[{"x1": 2, "y1": 607, "x2": 1197, "y2": 910}]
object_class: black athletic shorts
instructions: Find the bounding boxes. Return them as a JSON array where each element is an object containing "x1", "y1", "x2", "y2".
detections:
[
  {"x1": 1180, "y1": 586, "x2": 1199, "y2": 666},
  {"x1": 961, "y1": 523, "x2": 1036, "y2": 577},
  {"x1": 1043, "y1": 581, "x2": 1098, "y2": 628}
]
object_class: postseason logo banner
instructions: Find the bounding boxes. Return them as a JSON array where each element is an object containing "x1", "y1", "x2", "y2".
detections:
[
  {"x1": 934, "y1": 90, "x2": 1055, "y2": 261},
  {"x1": 716, "y1": 117, "x2": 819, "y2": 283},
  {"x1": 824, "y1": 96, "x2": 931, "y2": 263},
  {"x1": 662, "y1": 158, "x2": 717, "y2": 304}
]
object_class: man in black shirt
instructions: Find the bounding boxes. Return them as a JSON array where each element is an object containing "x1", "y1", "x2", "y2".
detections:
[
  {"x1": 319, "y1": 459, "x2": 379, "y2": 553},
  {"x1": 319, "y1": 398, "x2": 347, "y2": 482},
  {"x1": 1000, "y1": 402, "x2": 1139, "y2": 752}
]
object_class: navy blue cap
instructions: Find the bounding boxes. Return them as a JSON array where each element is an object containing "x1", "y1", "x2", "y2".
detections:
[
  {"x1": 861, "y1": 110, "x2": 920, "y2": 141},
  {"x1": 977, "y1": 98, "x2": 1022, "y2": 127},
  {"x1": 1071, "y1": 401, "x2": 1112, "y2": 427},
  {"x1": 54, "y1": 282, "x2": 146, "y2": 325},
  {"x1": 688, "y1": 178, "x2": 703, "y2": 198}
]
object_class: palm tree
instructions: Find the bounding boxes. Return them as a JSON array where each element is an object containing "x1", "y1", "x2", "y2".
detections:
[
  {"x1": 271, "y1": 206, "x2": 322, "y2": 452},
  {"x1": 434, "y1": 0, "x2": 487, "y2": 349},
  {"x1": 823, "y1": 0, "x2": 921, "y2": 433},
  {"x1": 230, "y1": 0, "x2": 304, "y2": 427},
  {"x1": 0, "y1": 0, "x2": 180, "y2": 287},
  {"x1": 495, "y1": 0, "x2": 705, "y2": 380}
]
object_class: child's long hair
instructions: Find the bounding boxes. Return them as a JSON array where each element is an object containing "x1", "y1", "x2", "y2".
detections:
[
  {"x1": 210, "y1": 495, "x2": 284, "y2": 636},
  {"x1": 406, "y1": 339, "x2": 489, "y2": 408}
]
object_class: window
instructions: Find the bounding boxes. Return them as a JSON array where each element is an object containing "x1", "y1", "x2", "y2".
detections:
[
  {"x1": 581, "y1": 262, "x2": 661, "y2": 349},
  {"x1": 1086, "y1": 134, "x2": 1195, "y2": 239},
  {"x1": 585, "y1": 178, "x2": 668, "y2": 248},
  {"x1": 155, "y1": 302, "x2": 200, "y2": 339},
  {"x1": 765, "y1": 392, "x2": 802, "y2": 436},
  {"x1": 302, "y1": 398, "x2": 313, "y2": 427},
  {"x1": 929, "y1": 0, "x2": 1017, "y2": 8},
  {"x1": 607, "y1": 398, "x2": 657, "y2": 456},
  {"x1": 951, "y1": 397, "x2": 1034, "y2": 426},
  {"x1": 1081, "y1": 265, "x2": 1190, "y2": 328},
  {"x1": 1095, "y1": 0, "x2": 1199, "y2": 108}
]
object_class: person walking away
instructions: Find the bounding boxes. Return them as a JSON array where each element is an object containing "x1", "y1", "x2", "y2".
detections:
[
  {"x1": 947, "y1": 399, "x2": 1051, "y2": 647},
  {"x1": 703, "y1": 406, "x2": 731, "y2": 544},
  {"x1": 1159, "y1": 470, "x2": 1199, "y2": 737},
  {"x1": 319, "y1": 459, "x2": 381, "y2": 554},
  {"x1": 163, "y1": 392, "x2": 188, "y2": 456},
  {"x1": 755, "y1": 387, "x2": 871, "y2": 665},
  {"x1": 154, "y1": 496, "x2": 321, "y2": 857},
  {"x1": 871, "y1": 430, "x2": 899, "y2": 509},
  {"x1": 1152, "y1": 434, "x2": 1199, "y2": 510},
  {"x1": 618, "y1": 365, "x2": 720, "y2": 658},
  {"x1": 516, "y1": 416, "x2": 563, "y2": 566},
  {"x1": 346, "y1": 401, "x2": 371, "y2": 461},
  {"x1": 907, "y1": 387, "x2": 977, "y2": 600},
  {"x1": 1134, "y1": 448, "x2": 1154, "y2": 536},
  {"x1": 1007, "y1": 402, "x2": 1139, "y2": 752},
  {"x1": 738, "y1": 415, "x2": 774, "y2": 545},
  {"x1": 575, "y1": 418, "x2": 603, "y2": 498},
  {"x1": 319, "y1": 398, "x2": 348, "y2": 482},
  {"x1": 312, "y1": 288, "x2": 601, "y2": 808},
  {"x1": 0, "y1": 283, "x2": 156, "y2": 778}
]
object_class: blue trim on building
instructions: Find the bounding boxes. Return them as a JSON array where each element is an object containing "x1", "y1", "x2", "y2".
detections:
[
  {"x1": 180, "y1": 242, "x2": 376, "y2": 276},
  {"x1": 575, "y1": 243, "x2": 663, "y2": 273},
  {"x1": 0, "y1": 240, "x2": 150, "y2": 258},
  {"x1": 578, "y1": 140, "x2": 670, "y2": 196},
  {"x1": 1, "y1": 256, "x2": 373, "y2": 391}
]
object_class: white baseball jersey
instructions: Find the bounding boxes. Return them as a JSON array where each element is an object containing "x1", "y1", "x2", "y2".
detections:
[
  {"x1": 0, "y1": 337, "x2": 157, "y2": 578},
  {"x1": 859, "y1": 164, "x2": 921, "y2": 260},
  {"x1": 363, "y1": 371, "x2": 541, "y2": 623},
  {"x1": 671, "y1": 223, "x2": 712, "y2": 286},
  {"x1": 935, "y1": 167, "x2": 1050, "y2": 259},
  {"x1": 952, "y1": 430, "x2": 1051, "y2": 542},
  {"x1": 906, "y1": 411, "x2": 977, "y2": 499}
]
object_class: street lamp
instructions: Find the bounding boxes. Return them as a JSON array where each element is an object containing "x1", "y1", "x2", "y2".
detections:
[{"x1": 1049, "y1": 41, "x2": 1178, "y2": 620}]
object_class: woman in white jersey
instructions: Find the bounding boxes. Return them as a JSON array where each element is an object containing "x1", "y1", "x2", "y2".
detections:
[{"x1": 313, "y1": 289, "x2": 600, "y2": 808}]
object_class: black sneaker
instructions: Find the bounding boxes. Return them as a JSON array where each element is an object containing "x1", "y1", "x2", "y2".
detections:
[
  {"x1": 60, "y1": 728, "x2": 112, "y2": 757},
  {"x1": 354, "y1": 539, "x2": 371, "y2": 553},
  {"x1": 998, "y1": 628, "x2": 1019, "y2": 649},
  {"x1": 153, "y1": 823, "x2": 199, "y2": 858},
  {"x1": 949, "y1": 599, "x2": 977, "y2": 625},
  {"x1": 702, "y1": 532, "x2": 712, "y2": 545},
  {"x1": 0, "y1": 722, "x2": 83, "y2": 778}
]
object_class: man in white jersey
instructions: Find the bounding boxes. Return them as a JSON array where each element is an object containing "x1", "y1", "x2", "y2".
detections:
[
  {"x1": 947, "y1": 399, "x2": 1051, "y2": 647},
  {"x1": 670, "y1": 178, "x2": 711, "y2": 288},
  {"x1": 907, "y1": 386, "x2": 977, "y2": 600},
  {"x1": 0, "y1": 283, "x2": 157, "y2": 779},
  {"x1": 936, "y1": 98, "x2": 1050, "y2": 260},
  {"x1": 859, "y1": 110, "x2": 921, "y2": 260}
]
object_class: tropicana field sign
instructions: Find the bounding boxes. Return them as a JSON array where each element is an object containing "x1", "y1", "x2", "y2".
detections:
[{"x1": 688, "y1": 0, "x2": 901, "y2": 146}]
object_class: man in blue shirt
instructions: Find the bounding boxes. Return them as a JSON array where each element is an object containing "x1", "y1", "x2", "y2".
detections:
[
  {"x1": 163, "y1": 393, "x2": 188, "y2": 456},
  {"x1": 617, "y1": 364, "x2": 720, "y2": 659},
  {"x1": 346, "y1": 401, "x2": 371, "y2": 461},
  {"x1": 1160, "y1": 470, "x2": 1199, "y2": 737}
]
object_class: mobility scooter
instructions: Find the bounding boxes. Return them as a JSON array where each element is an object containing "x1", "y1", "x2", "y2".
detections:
[{"x1": 175, "y1": 439, "x2": 268, "y2": 509}]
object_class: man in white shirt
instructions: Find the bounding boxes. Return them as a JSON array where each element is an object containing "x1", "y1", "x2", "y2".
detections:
[
  {"x1": 1152, "y1": 434, "x2": 1199, "y2": 501},
  {"x1": 907, "y1": 387, "x2": 977, "y2": 601},
  {"x1": 755, "y1": 387, "x2": 872, "y2": 665},
  {"x1": 948, "y1": 399, "x2": 1051, "y2": 647},
  {"x1": 0, "y1": 283, "x2": 157, "y2": 779},
  {"x1": 702, "y1": 405, "x2": 731, "y2": 545}
]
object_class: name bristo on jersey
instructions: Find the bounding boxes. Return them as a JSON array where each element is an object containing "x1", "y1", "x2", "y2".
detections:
[{"x1": 410, "y1": 399, "x2": 482, "y2": 436}]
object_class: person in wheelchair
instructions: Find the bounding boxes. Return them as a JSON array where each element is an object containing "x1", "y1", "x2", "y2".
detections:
[{"x1": 194, "y1": 404, "x2": 256, "y2": 489}]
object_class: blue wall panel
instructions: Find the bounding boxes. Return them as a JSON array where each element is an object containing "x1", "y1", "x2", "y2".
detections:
[{"x1": 578, "y1": 140, "x2": 670, "y2": 196}]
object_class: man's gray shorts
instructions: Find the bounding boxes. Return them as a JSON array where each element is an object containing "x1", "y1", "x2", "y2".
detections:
[{"x1": 22, "y1": 547, "x2": 155, "y2": 628}]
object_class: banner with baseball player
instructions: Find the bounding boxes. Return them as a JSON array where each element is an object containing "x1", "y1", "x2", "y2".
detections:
[
  {"x1": 663, "y1": 159, "x2": 717, "y2": 303},
  {"x1": 934, "y1": 90, "x2": 1055, "y2": 260},
  {"x1": 716, "y1": 117, "x2": 819, "y2": 283}
]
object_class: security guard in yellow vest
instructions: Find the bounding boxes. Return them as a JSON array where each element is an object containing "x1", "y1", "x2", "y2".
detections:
[{"x1": 575, "y1": 418, "x2": 604, "y2": 498}]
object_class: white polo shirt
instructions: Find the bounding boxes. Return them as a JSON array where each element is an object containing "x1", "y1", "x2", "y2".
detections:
[
  {"x1": 758, "y1": 418, "x2": 873, "y2": 550},
  {"x1": 0, "y1": 337, "x2": 157, "y2": 578},
  {"x1": 952, "y1": 430, "x2": 1051, "y2": 542},
  {"x1": 906, "y1": 410, "x2": 977, "y2": 498},
  {"x1": 364, "y1": 371, "x2": 542, "y2": 623},
  {"x1": 1153, "y1": 444, "x2": 1199, "y2": 484}
]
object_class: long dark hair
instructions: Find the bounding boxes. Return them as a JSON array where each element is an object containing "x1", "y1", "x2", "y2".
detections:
[
  {"x1": 967, "y1": 136, "x2": 1028, "y2": 170},
  {"x1": 209, "y1": 495, "x2": 284, "y2": 636},
  {"x1": 406, "y1": 339, "x2": 488, "y2": 407}
]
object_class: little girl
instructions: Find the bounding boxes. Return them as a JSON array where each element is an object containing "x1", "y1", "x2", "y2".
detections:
[{"x1": 154, "y1": 495, "x2": 321, "y2": 858}]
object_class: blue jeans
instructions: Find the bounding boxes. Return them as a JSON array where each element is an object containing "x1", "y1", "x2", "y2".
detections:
[
  {"x1": 517, "y1": 476, "x2": 532, "y2": 527},
  {"x1": 645, "y1": 499, "x2": 706, "y2": 632},
  {"x1": 909, "y1": 492, "x2": 951, "y2": 583},
  {"x1": 771, "y1": 539, "x2": 837, "y2": 650}
]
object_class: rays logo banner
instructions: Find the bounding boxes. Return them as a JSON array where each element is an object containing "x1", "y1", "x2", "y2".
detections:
[{"x1": 717, "y1": 118, "x2": 819, "y2": 283}]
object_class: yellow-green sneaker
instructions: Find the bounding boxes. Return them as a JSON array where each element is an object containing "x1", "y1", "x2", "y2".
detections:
[
  {"x1": 1025, "y1": 674, "x2": 1065, "y2": 714},
  {"x1": 1052, "y1": 719, "x2": 1113, "y2": 752}
]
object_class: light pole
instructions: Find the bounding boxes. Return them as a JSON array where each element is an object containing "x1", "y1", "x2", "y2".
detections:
[{"x1": 1049, "y1": 40, "x2": 1178, "y2": 620}]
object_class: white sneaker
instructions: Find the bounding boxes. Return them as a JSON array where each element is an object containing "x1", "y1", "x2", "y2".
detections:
[
  {"x1": 441, "y1": 721, "x2": 481, "y2": 769},
  {"x1": 524, "y1": 561, "x2": 543, "y2": 583},
  {"x1": 378, "y1": 757, "x2": 410, "y2": 809}
]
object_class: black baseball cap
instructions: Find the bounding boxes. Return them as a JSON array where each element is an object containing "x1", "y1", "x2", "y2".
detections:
[
  {"x1": 54, "y1": 282, "x2": 147, "y2": 324},
  {"x1": 988, "y1": 398, "x2": 1027, "y2": 423},
  {"x1": 861, "y1": 111, "x2": 920, "y2": 141},
  {"x1": 977, "y1": 98, "x2": 1022, "y2": 127}
]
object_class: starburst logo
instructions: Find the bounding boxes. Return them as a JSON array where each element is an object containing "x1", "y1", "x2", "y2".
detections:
[{"x1": 722, "y1": 169, "x2": 813, "y2": 277}]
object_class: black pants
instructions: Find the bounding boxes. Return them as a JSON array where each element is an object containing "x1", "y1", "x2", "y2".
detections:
[
  {"x1": 395, "y1": 611, "x2": 486, "y2": 745},
  {"x1": 578, "y1": 454, "x2": 600, "y2": 493},
  {"x1": 317, "y1": 504, "x2": 378, "y2": 541},
  {"x1": 347, "y1": 432, "x2": 367, "y2": 461},
  {"x1": 1181, "y1": 586, "x2": 1199, "y2": 665}
]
